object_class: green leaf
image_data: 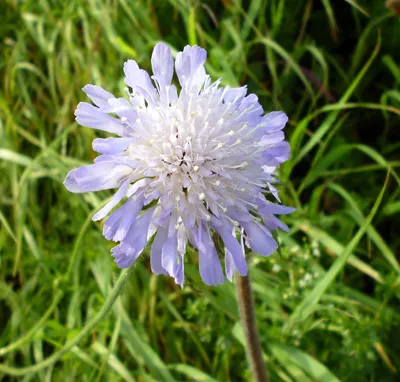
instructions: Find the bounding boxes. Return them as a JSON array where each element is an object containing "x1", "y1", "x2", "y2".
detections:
[
  {"x1": 92, "y1": 342, "x2": 136, "y2": 382},
  {"x1": 297, "y1": 221, "x2": 384, "y2": 283},
  {"x1": 286, "y1": 32, "x2": 381, "y2": 177},
  {"x1": 0, "y1": 149, "x2": 35, "y2": 168},
  {"x1": 170, "y1": 364, "x2": 219, "y2": 382},
  {"x1": 269, "y1": 342, "x2": 341, "y2": 382},
  {"x1": 255, "y1": 37, "x2": 315, "y2": 99},
  {"x1": 327, "y1": 183, "x2": 400, "y2": 274},
  {"x1": 286, "y1": 171, "x2": 389, "y2": 326},
  {"x1": 233, "y1": 323, "x2": 340, "y2": 382}
]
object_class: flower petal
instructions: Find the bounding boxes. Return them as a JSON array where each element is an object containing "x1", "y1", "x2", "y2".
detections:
[
  {"x1": 175, "y1": 45, "x2": 207, "y2": 92},
  {"x1": 193, "y1": 222, "x2": 225, "y2": 286},
  {"x1": 241, "y1": 221, "x2": 278, "y2": 257},
  {"x1": 263, "y1": 215, "x2": 290, "y2": 232},
  {"x1": 106, "y1": 98, "x2": 138, "y2": 121},
  {"x1": 118, "y1": 207, "x2": 155, "y2": 260},
  {"x1": 124, "y1": 60, "x2": 157, "y2": 104},
  {"x1": 92, "y1": 180, "x2": 130, "y2": 222},
  {"x1": 64, "y1": 162, "x2": 132, "y2": 193},
  {"x1": 224, "y1": 86, "x2": 247, "y2": 103},
  {"x1": 151, "y1": 42, "x2": 174, "y2": 88},
  {"x1": 103, "y1": 195, "x2": 144, "y2": 241},
  {"x1": 224, "y1": 249, "x2": 235, "y2": 282},
  {"x1": 127, "y1": 178, "x2": 153, "y2": 198},
  {"x1": 75, "y1": 102, "x2": 125, "y2": 136},
  {"x1": 267, "y1": 182, "x2": 281, "y2": 202},
  {"x1": 150, "y1": 226, "x2": 169, "y2": 275},
  {"x1": 111, "y1": 245, "x2": 138, "y2": 268},
  {"x1": 63, "y1": 169, "x2": 82, "y2": 193},
  {"x1": 92, "y1": 137, "x2": 134, "y2": 155},
  {"x1": 83, "y1": 85, "x2": 115, "y2": 107},
  {"x1": 259, "y1": 131, "x2": 285, "y2": 146},
  {"x1": 259, "y1": 202, "x2": 296, "y2": 215},
  {"x1": 161, "y1": 231, "x2": 179, "y2": 277},
  {"x1": 211, "y1": 217, "x2": 248, "y2": 278},
  {"x1": 175, "y1": 254, "x2": 185, "y2": 288},
  {"x1": 239, "y1": 94, "x2": 262, "y2": 113},
  {"x1": 226, "y1": 206, "x2": 253, "y2": 223},
  {"x1": 263, "y1": 141, "x2": 290, "y2": 166},
  {"x1": 199, "y1": 246, "x2": 225, "y2": 286},
  {"x1": 261, "y1": 111, "x2": 288, "y2": 132}
]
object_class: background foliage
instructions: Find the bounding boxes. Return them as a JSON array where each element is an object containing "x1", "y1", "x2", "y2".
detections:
[{"x1": 1, "y1": 0, "x2": 400, "y2": 381}]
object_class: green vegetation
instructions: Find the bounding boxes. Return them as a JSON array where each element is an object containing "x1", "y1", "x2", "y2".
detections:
[{"x1": 1, "y1": 0, "x2": 399, "y2": 380}]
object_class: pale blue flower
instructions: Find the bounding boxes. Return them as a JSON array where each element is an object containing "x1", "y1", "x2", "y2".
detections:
[{"x1": 64, "y1": 43, "x2": 294, "y2": 287}]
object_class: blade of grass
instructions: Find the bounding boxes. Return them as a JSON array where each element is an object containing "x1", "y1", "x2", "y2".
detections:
[
  {"x1": 268, "y1": 342, "x2": 340, "y2": 382},
  {"x1": 92, "y1": 342, "x2": 136, "y2": 382},
  {"x1": 327, "y1": 183, "x2": 400, "y2": 274},
  {"x1": 253, "y1": 37, "x2": 315, "y2": 100},
  {"x1": 187, "y1": 6, "x2": 197, "y2": 46},
  {"x1": 169, "y1": 364, "x2": 219, "y2": 382},
  {"x1": 289, "y1": 32, "x2": 381, "y2": 172},
  {"x1": 298, "y1": 222, "x2": 384, "y2": 283},
  {"x1": 344, "y1": 0, "x2": 371, "y2": 17},
  {"x1": 299, "y1": 142, "x2": 400, "y2": 192},
  {"x1": 286, "y1": 170, "x2": 389, "y2": 327}
]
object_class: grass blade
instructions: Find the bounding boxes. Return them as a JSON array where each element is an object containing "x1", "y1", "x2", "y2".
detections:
[{"x1": 286, "y1": 170, "x2": 389, "y2": 327}]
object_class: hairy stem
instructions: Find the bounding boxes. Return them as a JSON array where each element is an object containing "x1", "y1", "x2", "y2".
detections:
[
  {"x1": 0, "y1": 268, "x2": 132, "y2": 376},
  {"x1": 236, "y1": 273, "x2": 269, "y2": 382}
]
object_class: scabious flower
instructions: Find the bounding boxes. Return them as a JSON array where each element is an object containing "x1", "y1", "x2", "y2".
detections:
[{"x1": 64, "y1": 43, "x2": 294, "y2": 287}]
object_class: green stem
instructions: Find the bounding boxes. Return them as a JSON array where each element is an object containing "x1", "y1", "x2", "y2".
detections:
[
  {"x1": 0, "y1": 268, "x2": 132, "y2": 376},
  {"x1": 236, "y1": 273, "x2": 269, "y2": 382},
  {"x1": 66, "y1": 213, "x2": 93, "y2": 283},
  {"x1": 0, "y1": 211, "x2": 94, "y2": 358},
  {"x1": 188, "y1": 6, "x2": 197, "y2": 46},
  {"x1": 0, "y1": 291, "x2": 63, "y2": 356}
]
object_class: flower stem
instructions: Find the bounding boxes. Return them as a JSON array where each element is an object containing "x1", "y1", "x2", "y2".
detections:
[
  {"x1": 236, "y1": 273, "x2": 269, "y2": 382},
  {"x1": 0, "y1": 267, "x2": 132, "y2": 376},
  {"x1": 0, "y1": 290, "x2": 63, "y2": 356}
]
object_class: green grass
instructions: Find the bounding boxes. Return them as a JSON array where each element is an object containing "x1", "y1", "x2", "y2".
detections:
[{"x1": 1, "y1": 0, "x2": 400, "y2": 381}]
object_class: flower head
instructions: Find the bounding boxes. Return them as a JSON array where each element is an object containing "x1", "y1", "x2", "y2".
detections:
[{"x1": 64, "y1": 43, "x2": 294, "y2": 287}]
